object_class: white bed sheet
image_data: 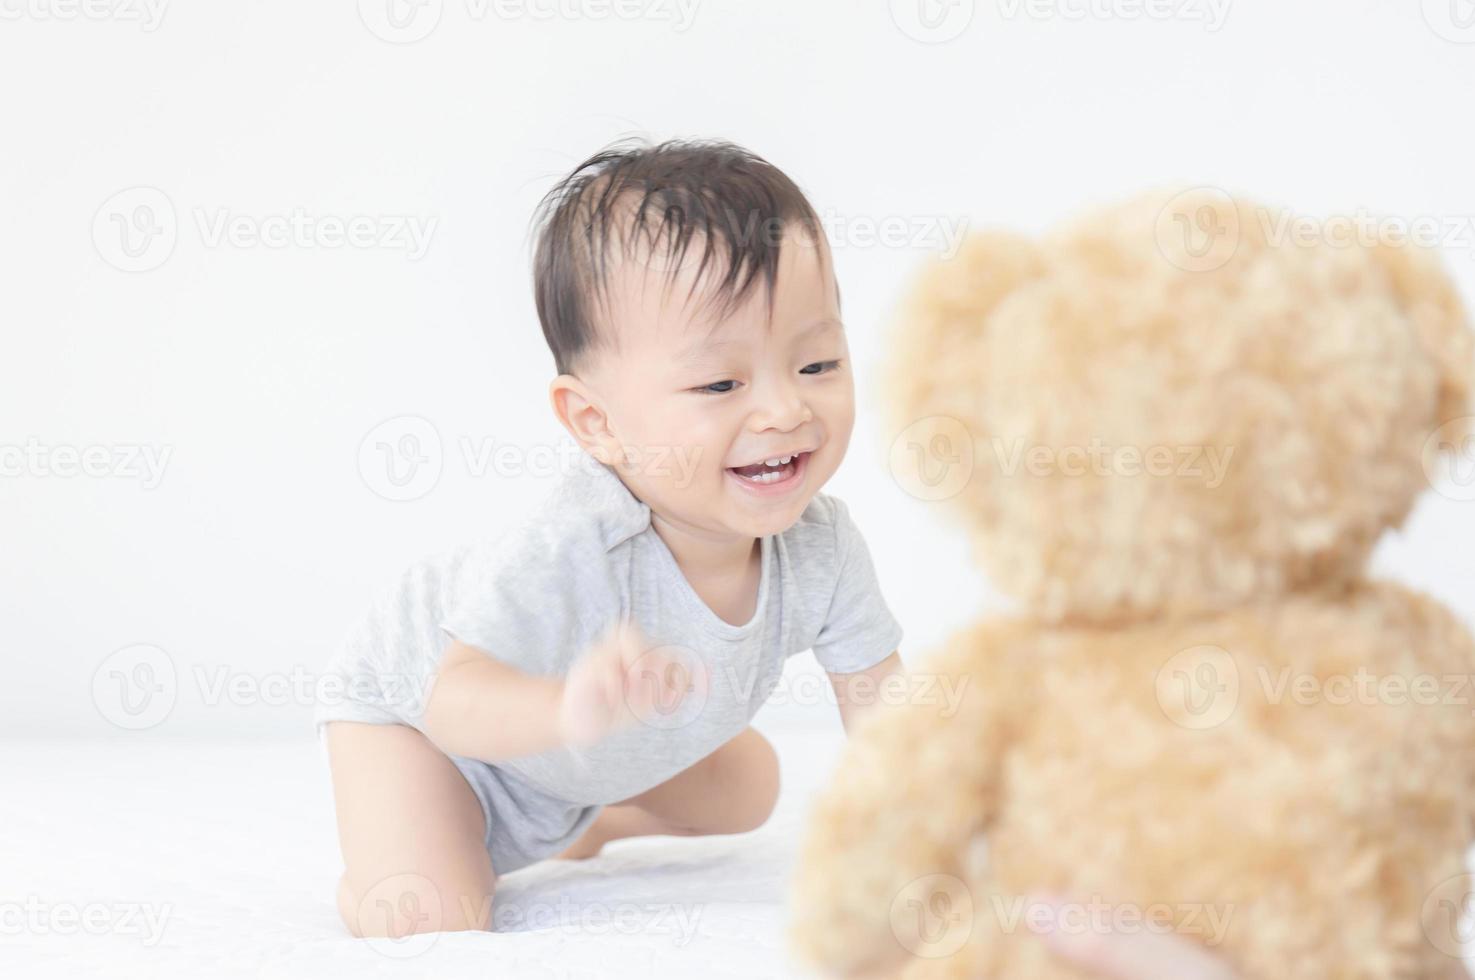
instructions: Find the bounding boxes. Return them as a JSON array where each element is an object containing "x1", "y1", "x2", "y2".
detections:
[{"x1": 1, "y1": 726, "x2": 848, "y2": 980}]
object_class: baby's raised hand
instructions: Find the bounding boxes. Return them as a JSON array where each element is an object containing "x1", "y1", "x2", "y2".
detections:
[
  {"x1": 1030, "y1": 893, "x2": 1241, "y2": 980},
  {"x1": 556, "y1": 620, "x2": 704, "y2": 747}
]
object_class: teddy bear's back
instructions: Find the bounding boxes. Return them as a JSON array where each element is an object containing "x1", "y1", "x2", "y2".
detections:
[{"x1": 971, "y1": 580, "x2": 1475, "y2": 979}]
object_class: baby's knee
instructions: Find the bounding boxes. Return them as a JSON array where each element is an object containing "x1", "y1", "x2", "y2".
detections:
[
  {"x1": 336, "y1": 870, "x2": 494, "y2": 937},
  {"x1": 730, "y1": 728, "x2": 781, "y2": 832}
]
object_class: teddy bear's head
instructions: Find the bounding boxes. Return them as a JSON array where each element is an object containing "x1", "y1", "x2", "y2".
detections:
[{"x1": 886, "y1": 188, "x2": 1473, "y2": 624}]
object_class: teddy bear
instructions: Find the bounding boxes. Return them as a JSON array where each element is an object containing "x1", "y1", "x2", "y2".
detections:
[{"x1": 786, "y1": 188, "x2": 1475, "y2": 980}]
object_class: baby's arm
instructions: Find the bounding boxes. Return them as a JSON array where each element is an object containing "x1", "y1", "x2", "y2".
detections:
[
  {"x1": 810, "y1": 496, "x2": 906, "y2": 730},
  {"x1": 422, "y1": 640, "x2": 567, "y2": 760},
  {"x1": 422, "y1": 621, "x2": 697, "y2": 762},
  {"x1": 826, "y1": 650, "x2": 906, "y2": 734}
]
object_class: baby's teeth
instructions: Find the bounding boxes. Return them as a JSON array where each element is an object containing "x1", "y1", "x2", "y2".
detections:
[{"x1": 735, "y1": 454, "x2": 800, "y2": 484}]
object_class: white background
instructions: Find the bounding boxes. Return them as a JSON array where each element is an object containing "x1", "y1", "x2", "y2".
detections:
[{"x1": 2, "y1": 0, "x2": 1473, "y2": 737}]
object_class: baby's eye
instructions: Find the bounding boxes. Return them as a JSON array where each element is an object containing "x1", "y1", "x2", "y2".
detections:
[
  {"x1": 800, "y1": 360, "x2": 842, "y2": 375},
  {"x1": 694, "y1": 379, "x2": 738, "y2": 395}
]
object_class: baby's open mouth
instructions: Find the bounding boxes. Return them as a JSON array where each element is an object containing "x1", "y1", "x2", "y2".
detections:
[{"x1": 727, "y1": 451, "x2": 809, "y2": 486}]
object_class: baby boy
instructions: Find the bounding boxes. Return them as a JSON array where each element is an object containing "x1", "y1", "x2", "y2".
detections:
[{"x1": 314, "y1": 137, "x2": 907, "y2": 940}]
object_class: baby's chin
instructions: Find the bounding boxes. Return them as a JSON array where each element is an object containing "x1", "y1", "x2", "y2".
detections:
[
  {"x1": 641, "y1": 448, "x2": 829, "y2": 537},
  {"x1": 653, "y1": 493, "x2": 809, "y2": 543}
]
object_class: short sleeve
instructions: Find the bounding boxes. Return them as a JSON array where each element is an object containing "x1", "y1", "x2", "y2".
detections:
[
  {"x1": 810, "y1": 497, "x2": 905, "y2": 674},
  {"x1": 434, "y1": 530, "x2": 609, "y2": 679}
]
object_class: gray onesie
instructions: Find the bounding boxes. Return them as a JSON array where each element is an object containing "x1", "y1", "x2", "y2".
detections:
[{"x1": 313, "y1": 451, "x2": 903, "y2": 873}]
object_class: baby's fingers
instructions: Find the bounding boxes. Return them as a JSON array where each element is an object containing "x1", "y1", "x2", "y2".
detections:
[
  {"x1": 623, "y1": 647, "x2": 707, "y2": 728},
  {"x1": 611, "y1": 620, "x2": 656, "y2": 668},
  {"x1": 1030, "y1": 894, "x2": 1239, "y2": 980},
  {"x1": 559, "y1": 657, "x2": 623, "y2": 746}
]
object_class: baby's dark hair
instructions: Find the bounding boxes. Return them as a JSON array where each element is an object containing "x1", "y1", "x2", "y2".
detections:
[{"x1": 528, "y1": 136, "x2": 829, "y2": 376}]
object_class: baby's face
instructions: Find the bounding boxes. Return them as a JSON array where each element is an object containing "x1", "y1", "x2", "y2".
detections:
[{"x1": 582, "y1": 226, "x2": 853, "y2": 540}]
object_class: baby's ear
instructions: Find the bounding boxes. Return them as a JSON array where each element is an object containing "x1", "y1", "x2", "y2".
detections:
[
  {"x1": 1370, "y1": 240, "x2": 1475, "y2": 431},
  {"x1": 882, "y1": 232, "x2": 1045, "y2": 453}
]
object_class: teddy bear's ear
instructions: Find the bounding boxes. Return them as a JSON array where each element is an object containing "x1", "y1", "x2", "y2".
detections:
[
  {"x1": 882, "y1": 231, "x2": 1045, "y2": 463},
  {"x1": 1369, "y1": 240, "x2": 1475, "y2": 433}
]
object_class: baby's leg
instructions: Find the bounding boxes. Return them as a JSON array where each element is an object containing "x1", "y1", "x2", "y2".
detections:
[
  {"x1": 325, "y1": 721, "x2": 496, "y2": 936},
  {"x1": 557, "y1": 726, "x2": 780, "y2": 859}
]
